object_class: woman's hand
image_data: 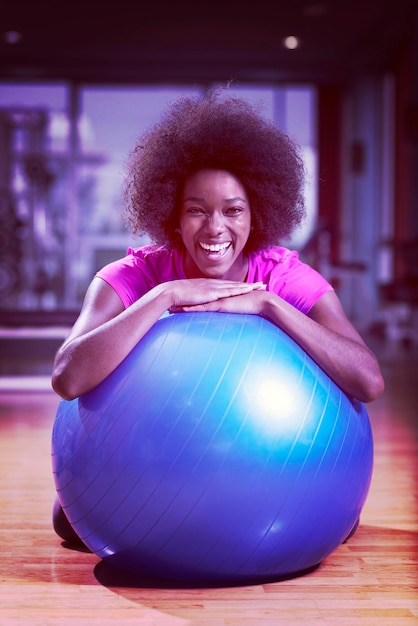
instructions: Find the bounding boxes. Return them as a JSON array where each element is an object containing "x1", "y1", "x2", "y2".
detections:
[
  {"x1": 170, "y1": 285, "x2": 267, "y2": 315},
  {"x1": 168, "y1": 278, "x2": 266, "y2": 310}
]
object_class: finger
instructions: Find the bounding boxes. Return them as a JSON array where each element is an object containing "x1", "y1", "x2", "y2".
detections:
[
  {"x1": 218, "y1": 282, "x2": 265, "y2": 295},
  {"x1": 170, "y1": 304, "x2": 210, "y2": 313}
]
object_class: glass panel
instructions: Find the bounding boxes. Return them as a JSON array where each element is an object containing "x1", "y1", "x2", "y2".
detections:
[
  {"x1": 285, "y1": 87, "x2": 317, "y2": 249},
  {"x1": 0, "y1": 83, "x2": 69, "y2": 311}
]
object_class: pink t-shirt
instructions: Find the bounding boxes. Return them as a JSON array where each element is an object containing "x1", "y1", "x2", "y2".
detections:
[{"x1": 96, "y1": 244, "x2": 333, "y2": 314}]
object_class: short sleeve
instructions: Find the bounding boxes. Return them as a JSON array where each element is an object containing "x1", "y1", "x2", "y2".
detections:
[
  {"x1": 248, "y1": 247, "x2": 333, "y2": 314},
  {"x1": 95, "y1": 245, "x2": 186, "y2": 308}
]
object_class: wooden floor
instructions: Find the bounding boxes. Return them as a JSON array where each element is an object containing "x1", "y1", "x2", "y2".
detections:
[{"x1": 0, "y1": 336, "x2": 417, "y2": 625}]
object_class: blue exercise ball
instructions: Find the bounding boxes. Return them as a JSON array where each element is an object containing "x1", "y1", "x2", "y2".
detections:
[{"x1": 51, "y1": 312, "x2": 373, "y2": 584}]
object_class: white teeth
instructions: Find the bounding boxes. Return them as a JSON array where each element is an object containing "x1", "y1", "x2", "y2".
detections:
[{"x1": 200, "y1": 242, "x2": 230, "y2": 252}]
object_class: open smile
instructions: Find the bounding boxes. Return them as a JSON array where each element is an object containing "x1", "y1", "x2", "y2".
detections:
[{"x1": 199, "y1": 241, "x2": 232, "y2": 254}]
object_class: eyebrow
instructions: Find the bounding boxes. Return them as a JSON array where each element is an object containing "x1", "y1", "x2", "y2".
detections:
[{"x1": 183, "y1": 196, "x2": 248, "y2": 203}]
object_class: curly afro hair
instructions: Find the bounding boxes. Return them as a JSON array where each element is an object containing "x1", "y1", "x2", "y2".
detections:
[{"x1": 122, "y1": 88, "x2": 306, "y2": 251}]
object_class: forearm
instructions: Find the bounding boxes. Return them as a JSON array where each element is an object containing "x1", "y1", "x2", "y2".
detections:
[
  {"x1": 262, "y1": 293, "x2": 384, "y2": 403},
  {"x1": 52, "y1": 284, "x2": 172, "y2": 400}
]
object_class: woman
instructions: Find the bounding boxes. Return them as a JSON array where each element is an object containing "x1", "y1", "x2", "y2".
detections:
[{"x1": 52, "y1": 89, "x2": 384, "y2": 546}]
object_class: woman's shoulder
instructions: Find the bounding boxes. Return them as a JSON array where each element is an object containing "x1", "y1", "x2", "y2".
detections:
[
  {"x1": 127, "y1": 243, "x2": 173, "y2": 261},
  {"x1": 249, "y1": 246, "x2": 300, "y2": 270},
  {"x1": 248, "y1": 245, "x2": 333, "y2": 314},
  {"x1": 97, "y1": 243, "x2": 184, "y2": 276},
  {"x1": 95, "y1": 244, "x2": 185, "y2": 308},
  {"x1": 127, "y1": 244, "x2": 185, "y2": 277}
]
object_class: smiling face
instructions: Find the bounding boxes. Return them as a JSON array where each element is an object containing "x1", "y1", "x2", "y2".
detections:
[{"x1": 179, "y1": 169, "x2": 252, "y2": 280}]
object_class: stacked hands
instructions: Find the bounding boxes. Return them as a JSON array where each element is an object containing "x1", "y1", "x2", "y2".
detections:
[{"x1": 169, "y1": 279, "x2": 266, "y2": 314}]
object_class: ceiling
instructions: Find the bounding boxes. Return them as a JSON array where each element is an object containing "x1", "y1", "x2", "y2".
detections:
[{"x1": 1, "y1": 1, "x2": 417, "y2": 85}]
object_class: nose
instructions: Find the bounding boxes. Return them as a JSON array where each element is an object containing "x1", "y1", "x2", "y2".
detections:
[{"x1": 205, "y1": 211, "x2": 225, "y2": 234}]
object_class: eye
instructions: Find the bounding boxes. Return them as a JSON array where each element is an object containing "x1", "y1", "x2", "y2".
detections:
[
  {"x1": 185, "y1": 206, "x2": 205, "y2": 215},
  {"x1": 225, "y1": 206, "x2": 244, "y2": 216}
]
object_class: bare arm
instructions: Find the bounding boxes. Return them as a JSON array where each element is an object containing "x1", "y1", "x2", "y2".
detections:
[
  {"x1": 173, "y1": 289, "x2": 384, "y2": 403},
  {"x1": 51, "y1": 276, "x2": 264, "y2": 400},
  {"x1": 264, "y1": 290, "x2": 384, "y2": 402}
]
